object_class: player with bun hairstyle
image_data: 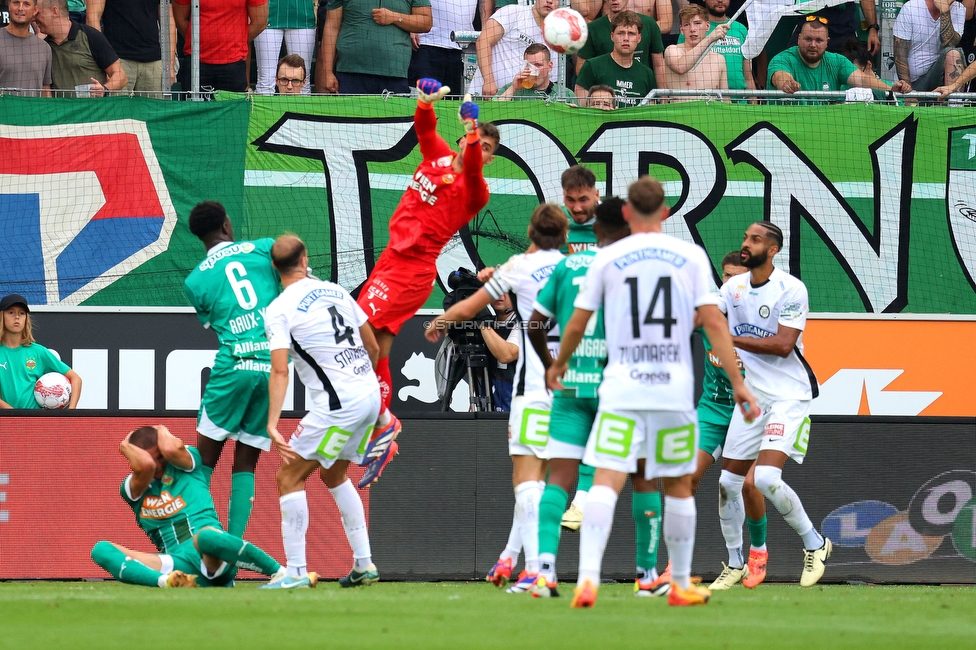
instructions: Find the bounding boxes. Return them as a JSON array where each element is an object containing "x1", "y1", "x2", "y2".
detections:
[
  {"x1": 426, "y1": 203, "x2": 568, "y2": 594},
  {"x1": 354, "y1": 78, "x2": 500, "y2": 488},
  {"x1": 0, "y1": 293, "x2": 82, "y2": 409}
]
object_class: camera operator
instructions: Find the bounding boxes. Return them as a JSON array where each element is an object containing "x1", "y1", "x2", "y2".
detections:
[{"x1": 483, "y1": 293, "x2": 519, "y2": 412}]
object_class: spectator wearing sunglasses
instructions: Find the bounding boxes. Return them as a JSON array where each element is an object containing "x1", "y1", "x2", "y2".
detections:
[
  {"x1": 768, "y1": 16, "x2": 910, "y2": 99},
  {"x1": 275, "y1": 53, "x2": 306, "y2": 94},
  {"x1": 785, "y1": 0, "x2": 881, "y2": 55}
]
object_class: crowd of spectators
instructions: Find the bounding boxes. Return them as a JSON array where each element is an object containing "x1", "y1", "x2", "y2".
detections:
[{"x1": 0, "y1": 0, "x2": 974, "y2": 101}]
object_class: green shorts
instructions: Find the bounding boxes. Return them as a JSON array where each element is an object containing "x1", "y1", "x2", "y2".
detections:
[
  {"x1": 697, "y1": 398, "x2": 734, "y2": 458},
  {"x1": 198, "y1": 365, "x2": 271, "y2": 450},
  {"x1": 165, "y1": 540, "x2": 237, "y2": 587},
  {"x1": 547, "y1": 396, "x2": 599, "y2": 460}
]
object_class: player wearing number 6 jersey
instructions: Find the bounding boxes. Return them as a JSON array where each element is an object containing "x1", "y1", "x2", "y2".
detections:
[
  {"x1": 716, "y1": 222, "x2": 831, "y2": 588},
  {"x1": 547, "y1": 176, "x2": 758, "y2": 609},
  {"x1": 183, "y1": 201, "x2": 282, "y2": 539},
  {"x1": 265, "y1": 236, "x2": 383, "y2": 589},
  {"x1": 354, "y1": 79, "x2": 500, "y2": 488}
]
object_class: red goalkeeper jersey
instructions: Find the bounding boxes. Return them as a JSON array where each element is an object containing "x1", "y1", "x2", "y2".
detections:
[{"x1": 386, "y1": 103, "x2": 490, "y2": 261}]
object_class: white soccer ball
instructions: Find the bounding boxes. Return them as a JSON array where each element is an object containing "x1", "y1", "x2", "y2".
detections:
[
  {"x1": 543, "y1": 7, "x2": 588, "y2": 55},
  {"x1": 34, "y1": 372, "x2": 71, "y2": 409}
]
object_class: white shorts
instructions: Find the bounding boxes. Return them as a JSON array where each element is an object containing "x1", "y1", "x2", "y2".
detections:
[
  {"x1": 582, "y1": 408, "x2": 698, "y2": 479},
  {"x1": 288, "y1": 391, "x2": 381, "y2": 469},
  {"x1": 723, "y1": 397, "x2": 811, "y2": 464},
  {"x1": 508, "y1": 391, "x2": 553, "y2": 458}
]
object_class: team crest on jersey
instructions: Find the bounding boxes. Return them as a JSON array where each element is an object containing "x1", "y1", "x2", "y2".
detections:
[
  {"x1": 441, "y1": 174, "x2": 455, "y2": 184},
  {"x1": 435, "y1": 155, "x2": 453, "y2": 167},
  {"x1": 25, "y1": 358, "x2": 36, "y2": 370},
  {"x1": 759, "y1": 305, "x2": 770, "y2": 318},
  {"x1": 161, "y1": 473, "x2": 173, "y2": 486},
  {"x1": 140, "y1": 491, "x2": 187, "y2": 519}
]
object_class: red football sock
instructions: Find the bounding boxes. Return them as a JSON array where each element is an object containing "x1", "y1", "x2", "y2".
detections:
[{"x1": 376, "y1": 356, "x2": 392, "y2": 411}]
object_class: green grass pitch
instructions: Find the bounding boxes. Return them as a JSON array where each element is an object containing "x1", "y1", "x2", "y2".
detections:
[{"x1": 1, "y1": 581, "x2": 973, "y2": 649}]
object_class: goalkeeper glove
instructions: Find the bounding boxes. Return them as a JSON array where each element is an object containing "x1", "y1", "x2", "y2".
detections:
[
  {"x1": 458, "y1": 94, "x2": 479, "y2": 136},
  {"x1": 417, "y1": 78, "x2": 450, "y2": 104}
]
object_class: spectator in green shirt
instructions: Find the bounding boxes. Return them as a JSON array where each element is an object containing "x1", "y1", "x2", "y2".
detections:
[
  {"x1": 768, "y1": 18, "x2": 910, "y2": 99},
  {"x1": 495, "y1": 43, "x2": 578, "y2": 103},
  {"x1": 317, "y1": 0, "x2": 432, "y2": 94},
  {"x1": 0, "y1": 294, "x2": 82, "y2": 409},
  {"x1": 575, "y1": 10, "x2": 657, "y2": 105},
  {"x1": 576, "y1": 0, "x2": 665, "y2": 86}
]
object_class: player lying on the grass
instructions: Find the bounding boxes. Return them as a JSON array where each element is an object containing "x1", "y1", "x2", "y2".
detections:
[
  {"x1": 694, "y1": 251, "x2": 769, "y2": 591},
  {"x1": 91, "y1": 425, "x2": 287, "y2": 588},
  {"x1": 547, "y1": 176, "x2": 759, "y2": 608},
  {"x1": 526, "y1": 197, "x2": 668, "y2": 598},
  {"x1": 265, "y1": 235, "x2": 383, "y2": 589},
  {"x1": 426, "y1": 204, "x2": 568, "y2": 594},
  {"x1": 353, "y1": 78, "x2": 500, "y2": 489},
  {"x1": 716, "y1": 222, "x2": 831, "y2": 588}
]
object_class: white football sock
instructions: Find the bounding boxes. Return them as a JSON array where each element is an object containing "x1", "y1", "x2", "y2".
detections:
[
  {"x1": 718, "y1": 470, "x2": 746, "y2": 568},
  {"x1": 664, "y1": 495, "x2": 697, "y2": 590},
  {"x1": 329, "y1": 479, "x2": 372, "y2": 569},
  {"x1": 577, "y1": 484, "x2": 617, "y2": 587},
  {"x1": 753, "y1": 465, "x2": 823, "y2": 550},
  {"x1": 377, "y1": 408, "x2": 392, "y2": 429},
  {"x1": 515, "y1": 481, "x2": 542, "y2": 574},
  {"x1": 501, "y1": 510, "x2": 522, "y2": 563},
  {"x1": 571, "y1": 489, "x2": 588, "y2": 509},
  {"x1": 279, "y1": 491, "x2": 309, "y2": 577}
]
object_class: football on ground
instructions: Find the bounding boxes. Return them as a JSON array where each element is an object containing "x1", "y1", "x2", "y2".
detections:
[
  {"x1": 33, "y1": 371, "x2": 71, "y2": 409},
  {"x1": 543, "y1": 7, "x2": 588, "y2": 55}
]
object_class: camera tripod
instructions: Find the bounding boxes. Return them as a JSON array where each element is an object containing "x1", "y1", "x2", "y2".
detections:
[{"x1": 440, "y1": 343, "x2": 494, "y2": 412}]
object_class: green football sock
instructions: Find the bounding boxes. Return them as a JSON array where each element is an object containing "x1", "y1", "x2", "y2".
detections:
[
  {"x1": 90, "y1": 541, "x2": 163, "y2": 587},
  {"x1": 538, "y1": 484, "x2": 569, "y2": 557},
  {"x1": 577, "y1": 463, "x2": 595, "y2": 493},
  {"x1": 227, "y1": 471, "x2": 255, "y2": 538},
  {"x1": 632, "y1": 491, "x2": 662, "y2": 571},
  {"x1": 748, "y1": 515, "x2": 768, "y2": 548},
  {"x1": 195, "y1": 528, "x2": 281, "y2": 577}
]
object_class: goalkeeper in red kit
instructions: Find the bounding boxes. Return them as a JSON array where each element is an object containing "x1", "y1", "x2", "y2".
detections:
[{"x1": 355, "y1": 78, "x2": 500, "y2": 488}]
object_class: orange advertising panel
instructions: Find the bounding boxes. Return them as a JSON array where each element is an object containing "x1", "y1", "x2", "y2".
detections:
[{"x1": 803, "y1": 320, "x2": 976, "y2": 417}]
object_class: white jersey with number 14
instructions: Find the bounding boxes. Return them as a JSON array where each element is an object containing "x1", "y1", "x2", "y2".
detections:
[{"x1": 575, "y1": 231, "x2": 715, "y2": 412}]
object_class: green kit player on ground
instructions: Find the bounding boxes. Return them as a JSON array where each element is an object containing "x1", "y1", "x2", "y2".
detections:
[
  {"x1": 527, "y1": 197, "x2": 669, "y2": 598},
  {"x1": 90, "y1": 425, "x2": 289, "y2": 588},
  {"x1": 698, "y1": 251, "x2": 769, "y2": 590},
  {"x1": 183, "y1": 201, "x2": 282, "y2": 538}
]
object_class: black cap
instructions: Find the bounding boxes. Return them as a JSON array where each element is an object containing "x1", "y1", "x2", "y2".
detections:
[{"x1": 0, "y1": 294, "x2": 30, "y2": 313}]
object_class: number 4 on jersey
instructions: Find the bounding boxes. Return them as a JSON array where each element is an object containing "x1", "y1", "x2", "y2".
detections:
[
  {"x1": 625, "y1": 276, "x2": 676, "y2": 339},
  {"x1": 329, "y1": 306, "x2": 355, "y2": 346}
]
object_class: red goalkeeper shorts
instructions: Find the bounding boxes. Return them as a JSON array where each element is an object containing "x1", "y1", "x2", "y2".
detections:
[{"x1": 357, "y1": 248, "x2": 437, "y2": 336}]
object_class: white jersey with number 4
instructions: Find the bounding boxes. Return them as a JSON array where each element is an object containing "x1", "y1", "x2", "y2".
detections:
[
  {"x1": 575, "y1": 231, "x2": 714, "y2": 412},
  {"x1": 265, "y1": 277, "x2": 380, "y2": 412},
  {"x1": 718, "y1": 267, "x2": 817, "y2": 402},
  {"x1": 484, "y1": 248, "x2": 565, "y2": 396}
]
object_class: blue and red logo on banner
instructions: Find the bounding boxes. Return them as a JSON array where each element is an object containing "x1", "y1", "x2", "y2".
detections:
[{"x1": 0, "y1": 121, "x2": 176, "y2": 304}]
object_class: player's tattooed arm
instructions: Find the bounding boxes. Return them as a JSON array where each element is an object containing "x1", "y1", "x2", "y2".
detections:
[
  {"x1": 157, "y1": 426, "x2": 194, "y2": 470},
  {"x1": 732, "y1": 323, "x2": 802, "y2": 358}
]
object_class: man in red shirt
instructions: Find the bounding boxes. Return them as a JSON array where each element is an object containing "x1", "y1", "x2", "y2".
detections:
[
  {"x1": 356, "y1": 78, "x2": 499, "y2": 487},
  {"x1": 173, "y1": 0, "x2": 268, "y2": 92}
]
